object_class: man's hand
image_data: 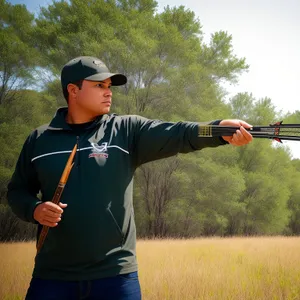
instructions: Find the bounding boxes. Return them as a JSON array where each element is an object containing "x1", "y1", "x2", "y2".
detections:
[
  {"x1": 220, "y1": 119, "x2": 253, "y2": 146},
  {"x1": 34, "y1": 202, "x2": 67, "y2": 227}
]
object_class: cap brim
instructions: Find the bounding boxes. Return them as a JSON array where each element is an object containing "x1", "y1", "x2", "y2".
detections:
[{"x1": 85, "y1": 73, "x2": 127, "y2": 86}]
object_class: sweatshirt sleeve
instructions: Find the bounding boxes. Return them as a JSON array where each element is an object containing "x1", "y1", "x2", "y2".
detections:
[
  {"x1": 7, "y1": 131, "x2": 41, "y2": 223},
  {"x1": 131, "y1": 116, "x2": 228, "y2": 166}
]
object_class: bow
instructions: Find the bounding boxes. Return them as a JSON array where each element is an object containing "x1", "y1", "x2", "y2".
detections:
[{"x1": 36, "y1": 143, "x2": 77, "y2": 254}]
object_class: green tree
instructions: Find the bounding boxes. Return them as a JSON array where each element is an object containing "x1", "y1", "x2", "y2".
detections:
[
  {"x1": 287, "y1": 159, "x2": 300, "y2": 234},
  {"x1": 2, "y1": 0, "x2": 298, "y2": 240},
  {"x1": 0, "y1": 90, "x2": 56, "y2": 203},
  {"x1": 0, "y1": 0, "x2": 39, "y2": 104}
]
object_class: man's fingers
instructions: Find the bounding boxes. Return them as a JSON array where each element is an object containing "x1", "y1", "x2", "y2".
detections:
[
  {"x1": 43, "y1": 215, "x2": 61, "y2": 223},
  {"x1": 43, "y1": 211, "x2": 62, "y2": 220},
  {"x1": 59, "y1": 202, "x2": 68, "y2": 209},
  {"x1": 41, "y1": 220, "x2": 58, "y2": 227},
  {"x1": 45, "y1": 202, "x2": 64, "y2": 213},
  {"x1": 240, "y1": 126, "x2": 253, "y2": 142},
  {"x1": 239, "y1": 121, "x2": 252, "y2": 129},
  {"x1": 42, "y1": 209, "x2": 62, "y2": 218},
  {"x1": 230, "y1": 128, "x2": 252, "y2": 146}
]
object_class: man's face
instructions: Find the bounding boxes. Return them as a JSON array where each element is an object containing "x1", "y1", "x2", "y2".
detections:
[{"x1": 71, "y1": 78, "x2": 113, "y2": 117}]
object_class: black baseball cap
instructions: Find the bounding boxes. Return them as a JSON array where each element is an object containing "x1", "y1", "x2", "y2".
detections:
[{"x1": 61, "y1": 56, "x2": 127, "y2": 91}]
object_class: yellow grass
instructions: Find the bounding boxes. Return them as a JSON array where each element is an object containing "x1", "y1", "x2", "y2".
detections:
[
  {"x1": 0, "y1": 242, "x2": 35, "y2": 300},
  {"x1": 1, "y1": 237, "x2": 300, "y2": 299}
]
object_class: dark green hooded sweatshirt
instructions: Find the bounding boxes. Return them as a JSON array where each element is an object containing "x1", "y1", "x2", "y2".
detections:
[{"x1": 7, "y1": 107, "x2": 227, "y2": 281}]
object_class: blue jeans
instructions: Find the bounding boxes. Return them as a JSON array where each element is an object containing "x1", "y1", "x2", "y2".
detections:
[{"x1": 25, "y1": 272, "x2": 141, "y2": 300}]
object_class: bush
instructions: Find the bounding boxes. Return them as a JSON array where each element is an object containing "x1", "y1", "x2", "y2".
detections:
[{"x1": 0, "y1": 204, "x2": 37, "y2": 242}]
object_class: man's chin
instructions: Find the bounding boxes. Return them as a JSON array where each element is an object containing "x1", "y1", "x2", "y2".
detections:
[{"x1": 99, "y1": 107, "x2": 110, "y2": 115}]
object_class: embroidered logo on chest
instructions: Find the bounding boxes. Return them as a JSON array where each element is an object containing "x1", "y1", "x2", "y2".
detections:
[{"x1": 89, "y1": 142, "x2": 109, "y2": 159}]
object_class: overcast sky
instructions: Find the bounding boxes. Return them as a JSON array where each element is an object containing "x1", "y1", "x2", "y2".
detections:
[{"x1": 9, "y1": 0, "x2": 300, "y2": 158}]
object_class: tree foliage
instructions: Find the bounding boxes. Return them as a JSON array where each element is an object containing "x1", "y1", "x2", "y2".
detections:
[
  {"x1": 0, "y1": 0, "x2": 40, "y2": 104},
  {"x1": 1, "y1": 0, "x2": 300, "y2": 240}
]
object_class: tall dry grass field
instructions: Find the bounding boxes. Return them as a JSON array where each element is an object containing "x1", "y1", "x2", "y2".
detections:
[
  {"x1": 138, "y1": 237, "x2": 300, "y2": 300},
  {"x1": 0, "y1": 242, "x2": 35, "y2": 300},
  {"x1": 1, "y1": 237, "x2": 300, "y2": 299}
]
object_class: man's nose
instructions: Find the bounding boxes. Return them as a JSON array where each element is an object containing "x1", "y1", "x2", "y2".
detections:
[{"x1": 104, "y1": 88, "x2": 112, "y2": 96}]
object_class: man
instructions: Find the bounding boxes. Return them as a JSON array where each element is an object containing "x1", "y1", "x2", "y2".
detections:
[{"x1": 7, "y1": 56, "x2": 252, "y2": 300}]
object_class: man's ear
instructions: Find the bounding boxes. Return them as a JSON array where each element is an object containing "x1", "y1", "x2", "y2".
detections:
[{"x1": 67, "y1": 83, "x2": 79, "y2": 99}]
